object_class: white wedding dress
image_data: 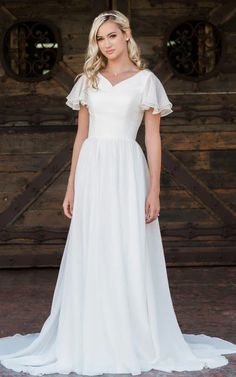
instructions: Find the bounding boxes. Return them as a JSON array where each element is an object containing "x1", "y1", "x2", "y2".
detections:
[{"x1": 0, "y1": 69, "x2": 236, "y2": 376}]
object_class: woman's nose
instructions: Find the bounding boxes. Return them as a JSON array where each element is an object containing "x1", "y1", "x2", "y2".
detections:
[{"x1": 104, "y1": 38, "x2": 111, "y2": 47}]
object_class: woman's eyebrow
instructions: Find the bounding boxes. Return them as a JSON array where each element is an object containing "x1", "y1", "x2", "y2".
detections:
[{"x1": 96, "y1": 32, "x2": 116, "y2": 38}]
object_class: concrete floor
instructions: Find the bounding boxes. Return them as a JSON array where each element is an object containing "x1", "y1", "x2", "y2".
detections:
[{"x1": 0, "y1": 266, "x2": 235, "y2": 377}]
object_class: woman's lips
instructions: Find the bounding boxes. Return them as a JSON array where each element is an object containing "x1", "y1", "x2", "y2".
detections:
[{"x1": 106, "y1": 49, "x2": 115, "y2": 54}]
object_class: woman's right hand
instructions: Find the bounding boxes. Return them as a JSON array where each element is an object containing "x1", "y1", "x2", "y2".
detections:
[{"x1": 62, "y1": 184, "x2": 74, "y2": 219}]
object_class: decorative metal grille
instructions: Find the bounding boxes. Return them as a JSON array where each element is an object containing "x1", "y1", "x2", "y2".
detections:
[
  {"x1": 167, "y1": 20, "x2": 222, "y2": 80},
  {"x1": 0, "y1": 20, "x2": 61, "y2": 81}
]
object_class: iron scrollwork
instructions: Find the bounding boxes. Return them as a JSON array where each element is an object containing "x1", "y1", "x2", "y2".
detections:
[
  {"x1": 167, "y1": 20, "x2": 222, "y2": 81},
  {"x1": 0, "y1": 19, "x2": 61, "y2": 82}
]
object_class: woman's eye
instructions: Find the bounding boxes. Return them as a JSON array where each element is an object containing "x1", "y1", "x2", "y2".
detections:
[{"x1": 97, "y1": 34, "x2": 116, "y2": 42}]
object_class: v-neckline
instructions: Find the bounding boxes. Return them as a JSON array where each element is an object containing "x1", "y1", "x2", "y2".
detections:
[{"x1": 98, "y1": 69, "x2": 147, "y2": 88}]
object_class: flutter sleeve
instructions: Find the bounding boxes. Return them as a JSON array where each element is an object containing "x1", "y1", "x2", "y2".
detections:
[
  {"x1": 140, "y1": 72, "x2": 173, "y2": 117},
  {"x1": 65, "y1": 74, "x2": 88, "y2": 110}
]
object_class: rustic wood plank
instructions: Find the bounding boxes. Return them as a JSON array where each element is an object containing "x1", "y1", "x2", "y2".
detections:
[
  {"x1": 8, "y1": 184, "x2": 227, "y2": 213},
  {"x1": 25, "y1": 189, "x2": 203, "y2": 210},
  {"x1": 209, "y1": 2, "x2": 236, "y2": 25},
  {"x1": 174, "y1": 150, "x2": 236, "y2": 171},
  {"x1": 0, "y1": 242, "x2": 235, "y2": 268},
  {"x1": 0, "y1": 245, "x2": 63, "y2": 268},
  {"x1": 13, "y1": 209, "x2": 69, "y2": 228},
  {"x1": 162, "y1": 132, "x2": 236, "y2": 150},
  {"x1": 11, "y1": 208, "x2": 215, "y2": 227},
  {"x1": 53, "y1": 61, "x2": 76, "y2": 91},
  {"x1": 0, "y1": 223, "x2": 234, "y2": 244},
  {"x1": 163, "y1": 148, "x2": 236, "y2": 226},
  {"x1": 165, "y1": 245, "x2": 236, "y2": 266},
  {"x1": 0, "y1": 153, "x2": 55, "y2": 171},
  {"x1": 194, "y1": 171, "x2": 236, "y2": 189},
  {"x1": 0, "y1": 142, "x2": 73, "y2": 227},
  {"x1": 114, "y1": 0, "x2": 131, "y2": 18},
  {"x1": 0, "y1": 5, "x2": 17, "y2": 28},
  {"x1": 0, "y1": 133, "x2": 73, "y2": 154}
]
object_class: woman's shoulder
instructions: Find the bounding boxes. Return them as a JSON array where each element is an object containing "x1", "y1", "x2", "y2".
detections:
[
  {"x1": 72, "y1": 72, "x2": 90, "y2": 91},
  {"x1": 142, "y1": 68, "x2": 152, "y2": 74},
  {"x1": 74, "y1": 72, "x2": 86, "y2": 83},
  {"x1": 140, "y1": 68, "x2": 160, "y2": 84},
  {"x1": 142, "y1": 68, "x2": 160, "y2": 79},
  {"x1": 141, "y1": 69, "x2": 166, "y2": 89}
]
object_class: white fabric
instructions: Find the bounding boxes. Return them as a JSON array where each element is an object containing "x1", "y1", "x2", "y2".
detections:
[
  {"x1": 65, "y1": 73, "x2": 88, "y2": 110},
  {"x1": 140, "y1": 71, "x2": 173, "y2": 116},
  {"x1": 0, "y1": 69, "x2": 236, "y2": 376}
]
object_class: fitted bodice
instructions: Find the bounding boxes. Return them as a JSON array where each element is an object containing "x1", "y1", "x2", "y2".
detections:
[
  {"x1": 87, "y1": 72, "x2": 145, "y2": 140},
  {"x1": 66, "y1": 68, "x2": 173, "y2": 141}
]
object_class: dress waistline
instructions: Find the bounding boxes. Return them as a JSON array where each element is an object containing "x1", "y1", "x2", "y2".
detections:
[{"x1": 87, "y1": 135, "x2": 136, "y2": 141}]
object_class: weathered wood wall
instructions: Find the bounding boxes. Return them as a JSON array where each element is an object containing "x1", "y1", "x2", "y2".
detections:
[{"x1": 0, "y1": 0, "x2": 235, "y2": 267}]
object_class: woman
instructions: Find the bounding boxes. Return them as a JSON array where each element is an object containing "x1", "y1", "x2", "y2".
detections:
[{"x1": 0, "y1": 9, "x2": 236, "y2": 376}]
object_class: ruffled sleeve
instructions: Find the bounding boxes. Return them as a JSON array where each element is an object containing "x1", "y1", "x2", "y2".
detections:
[
  {"x1": 140, "y1": 72, "x2": 173, "y2": 117},
  {"x1": 65, "y1": 74, "x2": 88, "y2": 110}
]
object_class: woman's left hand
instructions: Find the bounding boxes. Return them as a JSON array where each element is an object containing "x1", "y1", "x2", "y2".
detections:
[{"x1": 145, "y1": 190, "x2": 160, "y2": 223}]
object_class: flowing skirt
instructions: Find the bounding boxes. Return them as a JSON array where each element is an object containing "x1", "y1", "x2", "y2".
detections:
[{"x1": 0, "y1": 137, "x2": 236, "y2": 376}]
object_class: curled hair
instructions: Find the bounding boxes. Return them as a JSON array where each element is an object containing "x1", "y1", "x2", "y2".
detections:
[{"x1": 75, "y1": 9, "x2": 148, "y2": 89}]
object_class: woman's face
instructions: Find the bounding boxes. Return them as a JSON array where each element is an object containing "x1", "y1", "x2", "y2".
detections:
[{"x1": 96, "y1": 20, "x2": 128, "y2": 60}]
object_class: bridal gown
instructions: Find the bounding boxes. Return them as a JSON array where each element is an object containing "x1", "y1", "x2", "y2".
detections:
[{"x1": 0, "y1": 68, "x2": 236, "y2": 376}]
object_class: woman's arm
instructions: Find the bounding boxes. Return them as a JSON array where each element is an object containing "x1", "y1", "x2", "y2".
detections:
[
  {"x1": 144, "y1": 109, "x2": 161, "y2": 223},
  {"x1": 63, "y1": 105, "x2": 89, "y2": 219},
  {"x1": 67, "y1": 105, "x2": 89, "y2": 188}
]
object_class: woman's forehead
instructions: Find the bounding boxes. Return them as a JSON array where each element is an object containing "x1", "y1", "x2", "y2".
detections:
[{"x1": 97, "y1": 21, "x2": 119, "y2": 37}]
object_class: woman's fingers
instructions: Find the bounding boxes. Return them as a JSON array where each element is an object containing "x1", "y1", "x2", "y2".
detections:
[
  {"x1": 63, "y1": 201, "x2": 73, "y2": 219},
  {"x1": 145, "y1": 204, "x2": 160, "y2": 223}
]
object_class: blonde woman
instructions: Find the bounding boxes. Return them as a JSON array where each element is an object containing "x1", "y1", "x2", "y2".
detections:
[{"x1": 0, "y1": 9, "x2": 236, "y2": 376}]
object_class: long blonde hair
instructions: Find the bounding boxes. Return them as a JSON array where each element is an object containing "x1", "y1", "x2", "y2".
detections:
[{"x1": 75, "y1": 9, "x2": 148, "y2": 89}]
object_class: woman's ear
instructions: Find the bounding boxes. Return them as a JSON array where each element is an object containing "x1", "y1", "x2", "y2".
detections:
[{"x1": 125, "y1": 27, "x2": 131, "y2": 41}]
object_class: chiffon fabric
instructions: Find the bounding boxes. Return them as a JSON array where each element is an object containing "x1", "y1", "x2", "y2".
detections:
[{"x1": 0, "y1": 69, "x2": 236, "y2": 376}]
